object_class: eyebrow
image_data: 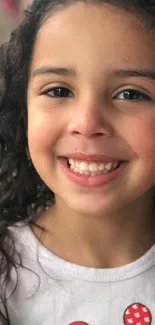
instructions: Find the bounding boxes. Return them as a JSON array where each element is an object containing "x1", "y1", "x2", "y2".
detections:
[
  {"x1": 32, "y1": 67, "x2": 76, "y2": 78},
  {"x1": 31, "y1": 66, "x2": 155, "y2": 81},
  {"x1": 113, "y1": 68, "x2": 155, "y2": 81}
]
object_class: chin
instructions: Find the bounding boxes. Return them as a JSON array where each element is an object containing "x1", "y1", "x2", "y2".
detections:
[{"x1": 63, "y1": 195, "x2": 116, "y2": 218}]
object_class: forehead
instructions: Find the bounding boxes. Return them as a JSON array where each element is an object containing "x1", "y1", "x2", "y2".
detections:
[{"x1": 30, "y1": 2, "x2": 155, "y2": 73}]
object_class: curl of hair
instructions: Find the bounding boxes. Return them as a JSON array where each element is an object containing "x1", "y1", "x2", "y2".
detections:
[{"x1": 0, "y1": 2, "x2": 56, "y2": 323}]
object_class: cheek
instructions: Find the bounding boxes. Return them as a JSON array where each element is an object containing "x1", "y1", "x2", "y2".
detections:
[
  {"x1": 27, "y1": 111, "x2": 60, "y2": 154},
  {"x1": 126, "y1": 117, "x2": 155, "y2": 158}
]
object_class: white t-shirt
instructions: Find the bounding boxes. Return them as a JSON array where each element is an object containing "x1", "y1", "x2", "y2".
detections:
[{"x1": 2, "y1": 222, "x2": 155, "y2": 325}]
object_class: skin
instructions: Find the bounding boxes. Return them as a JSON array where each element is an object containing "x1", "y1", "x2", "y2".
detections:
[{"x1": 27, "y1": 3, "x2": 155, "y2": 268}]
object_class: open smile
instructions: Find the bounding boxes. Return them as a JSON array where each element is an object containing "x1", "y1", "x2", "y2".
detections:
[{"x1": 58, "y1": 156, "x2": 128, "y2": 187}]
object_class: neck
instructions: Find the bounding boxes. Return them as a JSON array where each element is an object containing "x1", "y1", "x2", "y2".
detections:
[{"x1": 33, "y1": 191, "x2": 155, "y2": 268}]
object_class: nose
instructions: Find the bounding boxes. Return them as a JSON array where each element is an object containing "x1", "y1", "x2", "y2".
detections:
[{"x1": 68, "y1": 97, "x2": 114, "y2": 139}]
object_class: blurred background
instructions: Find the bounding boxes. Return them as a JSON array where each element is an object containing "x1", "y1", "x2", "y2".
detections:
[{"x1": 0, "y1": 0, "x2": 31, "y2": 44}]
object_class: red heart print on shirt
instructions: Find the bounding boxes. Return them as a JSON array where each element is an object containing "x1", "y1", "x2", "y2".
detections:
[
  {"x1": 123, "y1": 303, "x2": 152, "y2": 325},
  {"x1": 69, "y1": 323, "x2": 89, "y2": 325}
]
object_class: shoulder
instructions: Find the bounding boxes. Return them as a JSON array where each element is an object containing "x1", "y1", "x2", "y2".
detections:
[
  {"x1": 8, "y1": 221, "x2": 29, "y2": 241},
  {"x1": 7, "y1": 221, "x2": 40, "y2": 275},
  {"x1": 8, "y1": 221, "x2": 35, "y2": 257}
]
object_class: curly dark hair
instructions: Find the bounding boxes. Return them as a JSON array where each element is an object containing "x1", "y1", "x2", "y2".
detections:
[{"x1": 0, "y1": 0, "x2": 155, "y2": 323}]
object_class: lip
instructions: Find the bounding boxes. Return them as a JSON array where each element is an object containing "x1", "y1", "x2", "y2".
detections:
[{"x1": 59, "y1": 152, "x2": 126, "y2": 163}]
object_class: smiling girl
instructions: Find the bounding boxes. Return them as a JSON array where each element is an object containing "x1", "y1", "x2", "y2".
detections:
[{"x1": 0, "y1": 0, "x2": 155, "y2": 324}]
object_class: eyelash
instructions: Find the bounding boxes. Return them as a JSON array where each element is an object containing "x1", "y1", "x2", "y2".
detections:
[{"x1": 42, "y1": 87, "x2": 151, "y2": 102}]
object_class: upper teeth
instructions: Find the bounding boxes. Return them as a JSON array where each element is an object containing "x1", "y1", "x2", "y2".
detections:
[{"x1": 68, "y1": 159, "x2": 119, "y2": 172}]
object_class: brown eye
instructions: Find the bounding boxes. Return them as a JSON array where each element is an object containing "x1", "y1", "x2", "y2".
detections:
[
  {"x1": 43, "y1": 87, "x2": 73, "y2": 98},
  {"x1": 115, "y1": 89, "x2": 151, "y2": 101}
]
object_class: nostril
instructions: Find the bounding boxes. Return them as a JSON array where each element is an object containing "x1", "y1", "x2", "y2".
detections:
[{"x1": 95, "y1": 132, "x2": 104, "y2": 136}]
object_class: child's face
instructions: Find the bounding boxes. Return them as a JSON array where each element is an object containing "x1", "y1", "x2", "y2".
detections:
[{"x1": 27, "y1": 2, "x2": 155, "y2": 218}]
